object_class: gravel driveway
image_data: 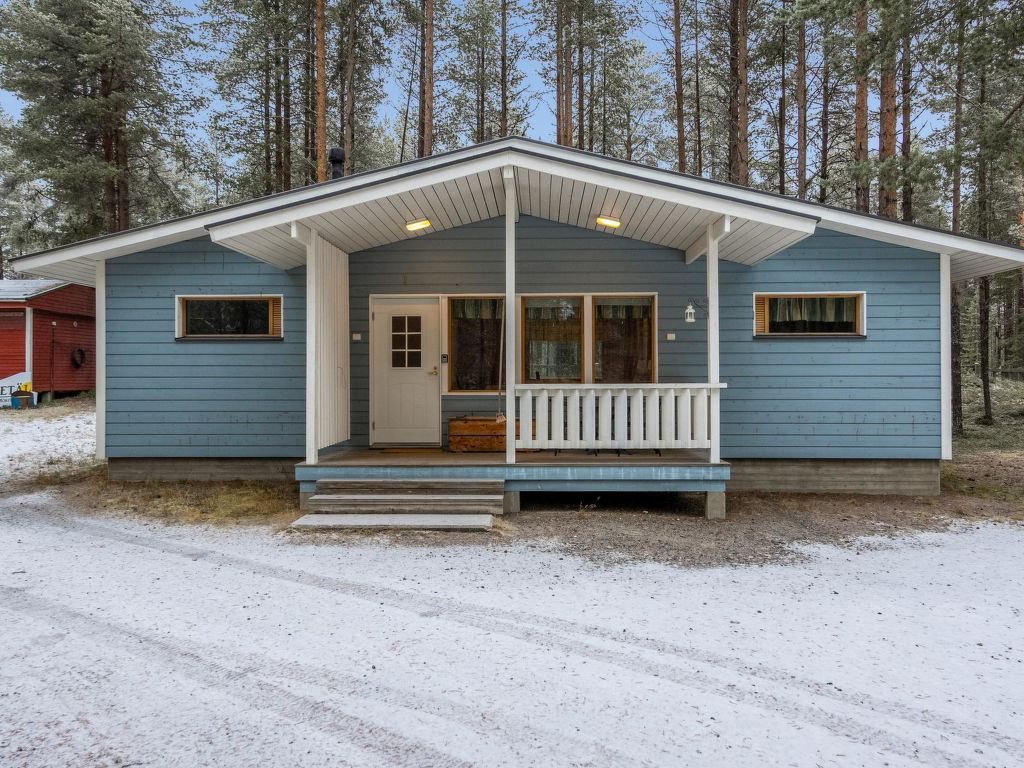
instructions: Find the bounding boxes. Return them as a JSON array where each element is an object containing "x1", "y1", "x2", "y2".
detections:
[{"x1": 2, "y1": 487, "x2": 1023, "y2": 767}]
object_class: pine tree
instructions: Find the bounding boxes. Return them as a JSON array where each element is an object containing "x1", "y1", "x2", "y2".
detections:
[{"x1": 0, "y1": 0, "x2": 201, "y2": 242}]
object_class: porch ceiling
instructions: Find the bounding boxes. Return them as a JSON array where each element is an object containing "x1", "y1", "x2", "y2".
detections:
[{"x1": 209, "y1": 158, "x2": 817, "y2": 269}]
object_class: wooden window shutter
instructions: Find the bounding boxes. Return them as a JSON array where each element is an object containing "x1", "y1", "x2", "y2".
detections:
[
  {"x1": 269, "y1": 297, "x2": 283, "y2": 336},
  {"x1": 754, "y1": 295, "x2": 769, "y2": 335}
]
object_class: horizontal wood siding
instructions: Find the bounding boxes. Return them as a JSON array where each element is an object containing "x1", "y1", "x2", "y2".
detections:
[
  {"x1": 720, "y1": 231, "x2": 941, "y2": 459},
  {"x1": 104, "y1": 238, "x2": 305, "y2": 457},
  {"x1": 32, "y1": 309, "x2": 95, "y2": 392},
  {"x1": 346, "y1": 216, "x2": 704, "y2": 447},
  {"x1": 0, "y1": 311, "x2": 25, "y2": 378},
  {"x1": 347, "y1": 219, "x2": 940, "y2": 460},
  {"x1": 27, "y1": 284, "x2": 95, "y2": 316}
]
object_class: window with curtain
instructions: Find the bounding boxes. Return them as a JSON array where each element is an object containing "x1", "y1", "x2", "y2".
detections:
[
  {"x1": 755, "y1": 294, "x2": 864, "y2": 336},
  {"x1": 593, "y1": 296, "x2": 655, "y2": 383},
  {"x1": 178, "y1": 296, "x2": 283, "y2": 338},
  {"x1": 448, "y1": 297, "x2": 504, "y2": 390},
  {"x1": 522, "y1": 297, "x2": 583, "y2": 383}
]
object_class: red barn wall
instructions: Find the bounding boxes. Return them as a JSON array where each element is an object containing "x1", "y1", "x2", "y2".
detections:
[
  {"x1": 31, "y1": 310, "x2": 95, "y2": 392},
  {"x1": 0, "y1": 310, "x2": 26, "y2": 379},
  {"x1": 28, "y1": 284, "x2": 95, "y2": 317}
]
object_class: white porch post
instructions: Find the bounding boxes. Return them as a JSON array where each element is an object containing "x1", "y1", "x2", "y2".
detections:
[
  {"x1": 94, "y1": 260, "x2": 106, "y2": 461},
  {"x1": 293, "y1": 222, "x2": 319, "y2": 465},
  {"x1": 940, "y1": 252, "x2": 952, "y2": 460},
  {"x1": 24, "y1": 307, "x2": 33, "y2": 385},
  {"x1": 706, "y1": 223, "x2": 721, "y2": 465},
  {"x1": 504, "y1": 165, "x2": 517, "y2": 465}
]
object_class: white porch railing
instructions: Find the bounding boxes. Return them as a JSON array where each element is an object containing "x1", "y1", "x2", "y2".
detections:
[{"x1": 515, "y1": 383, "x2": 726, "y2": 453}]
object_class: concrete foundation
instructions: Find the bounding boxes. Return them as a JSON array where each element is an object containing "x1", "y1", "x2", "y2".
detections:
[
  {"x1": 503, "y1": 491, "x2": 521, "y2": 515},
  {"x1": 705, "y1": 491, "x2": 726, "y2": 520}
]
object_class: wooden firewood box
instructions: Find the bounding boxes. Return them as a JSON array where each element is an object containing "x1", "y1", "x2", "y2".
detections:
[{"x1": 448, "y1": 416, "x2": 525, "y2": 452}]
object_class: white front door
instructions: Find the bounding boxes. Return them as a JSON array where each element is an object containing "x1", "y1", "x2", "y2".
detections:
[{"x1": 371, "y1": 297, "x2": 441, "y2": 445}]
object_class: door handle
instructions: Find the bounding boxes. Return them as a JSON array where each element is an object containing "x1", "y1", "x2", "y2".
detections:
[{"x1": 429, "y1": 366, "x2": 439, "y2": 376}]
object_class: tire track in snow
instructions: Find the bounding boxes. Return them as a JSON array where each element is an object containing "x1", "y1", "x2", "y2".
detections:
[
  {"x1": 251, "y1": 656, "x2": 644, "y2": 767},
  {"x1": 6, "y1": 506, "x2": 1016, "y2": 768},
  {"x1": 459, "y1": 603, "x2": 1024, "y2": 761},
  {"x1": 0, "y1": 586, "x2": 475, "y2": 768}
]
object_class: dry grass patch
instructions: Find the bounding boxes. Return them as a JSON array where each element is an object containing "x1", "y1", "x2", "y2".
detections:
[{"x1": 28, "y1": 465, "x2": 301, "y2": 527}]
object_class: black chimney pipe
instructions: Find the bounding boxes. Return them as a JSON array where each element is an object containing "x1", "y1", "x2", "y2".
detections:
[{"x1": 328, "y1": 147, "x2": 345, "y2": 179}]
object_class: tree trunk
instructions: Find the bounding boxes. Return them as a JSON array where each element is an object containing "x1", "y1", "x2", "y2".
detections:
[
  {"x1": 313, "y1": 0, "x2": 325, "y2": 181},
  {"x1": 777, "y1": 14, "x2": 786, "y2": 196},
  {"x1": 588, "y1": 48, "x2": 595, "y2": 151},
  {"x1": 673, "y1": 0, "x2": 686, "y2": 172},
  {"x1": 899, "y1": 27, "x2": 912, "y2": 221},
  {"x1": 878, "y1": 21, "x2": 898, "y2": 218},
  {"x1": 576, "y1": 1, "x2": 584, "y2": 149},
  {"x1": 693, "y1": 0, "x2": 703, "y2": 175},
  {"x1": 978, "y1": 66, "x2": 993, "y2": 424},
  {"x1": 500, "y1": 0, "x2": 508, "y2": 136},
  {"x1": 115, "y1": 115, "x2": 129, "y2": 231},
  {"x1": 100, "y1": 65, "x2": 117, "y2": 233},
  {"x1": 419, "y1": 0, "x2": 434, "y2": 157},
  {"x1": 343, "y1": 0, "x2": 357, "y2": 173},
  {"x1": 950, "y1": 7, "x2": 965, "y2": 432},
  {"x1": 854, "y1": 1, "x2": 869, "y2": 212},
  {"x1": 303, "y1": 16, "x2": 313, "y2": 185},
  {"x1": 979, "y1": 277, "x2": 994, "y2": 424},
  {"x1": 283, "y1": 29, "x2": 293, "y2": 190},
  {"x1": 951, "y1": 281, "x2": 963, "y2": 435},
  {"x1": 796, "y1": 16, "x2": 806, "y2": 198},
  {"x1": 400, "y1": 23, "x2": 419, "y2": 162},
  {"x1": 273, "y1": 7, "x2": 284, "y2": 192},
  {"x1": 728, "y1": 0, "x2": 749, "y2": 185},
  {"x1": 555, "y1": 0, "x2": 564, "y2": 144},
  {"x1": 818, "y1": 42, "x2": 830, "y2": 203},
  {"x1": 263, "y1": 19, "x2": 273, "y2": 195}
]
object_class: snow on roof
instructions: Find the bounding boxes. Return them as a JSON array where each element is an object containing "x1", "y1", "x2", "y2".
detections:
[{"x1": 0, "y1": 279, "x2": 65, "y2": 301}]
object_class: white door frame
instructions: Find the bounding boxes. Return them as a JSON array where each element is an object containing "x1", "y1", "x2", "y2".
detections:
[{"x1": 369, "y1": 295, "x2": 443, "y2": 446}]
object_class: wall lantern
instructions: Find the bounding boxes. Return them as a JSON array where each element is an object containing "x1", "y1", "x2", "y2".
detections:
[
  {"x1": 405, "y1": 218, "x2": 432, "y2": 232},
  {"x1": 595, "y1": 215, "x2": 621, "y2": 229},
  {"x1": 684, "y1": 298, "x2": 708, "y2": 323}
]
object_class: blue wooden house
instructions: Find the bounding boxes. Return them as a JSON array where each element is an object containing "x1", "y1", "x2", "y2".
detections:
[{"x1": 15, "y1": 138, "x2": 1024, "y2": 527}]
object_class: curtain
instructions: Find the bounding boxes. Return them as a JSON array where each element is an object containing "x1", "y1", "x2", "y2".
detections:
[
  {"x1": 768, "y1": 296, "x2": 858, "y2": 333},
  {"x1": 594, "y1": 297, "x2": 654, "y2": 383},
  {"x1": 523, "y1": 297, "x2": 582, "y2": 382},
  {"x1": 450, "y1": 298, "x2": 504, "y2": 390}
]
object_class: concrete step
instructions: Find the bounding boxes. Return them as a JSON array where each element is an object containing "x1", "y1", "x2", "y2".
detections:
[
  {"x1": 307, "y1": 493, "x2": 503, "y2": 515},
  {"x1": 291, "y1": 513, "x2": 493, "y2": 531},
  {"x1": 314, "y1": 478, "x2": 504, "y2": 495}
]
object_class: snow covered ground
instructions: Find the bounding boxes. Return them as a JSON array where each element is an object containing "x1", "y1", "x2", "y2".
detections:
[
  {"x1": 0, "y1": 401, "x2": 95, "y2": 484},
  {"x1": 0, "y1": 494, "x2": 1022, "y2": 767},
  {"x1": 1, "y1": 403, "x2": 1023, "y2": 767}
]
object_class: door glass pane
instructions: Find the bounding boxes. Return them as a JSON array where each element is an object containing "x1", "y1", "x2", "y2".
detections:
[
  {"x1": 594, "y1": 297, "x2": 654, "y2": 383},
  {"x1": 391, "y1": 315, "x2": 424, "y2": 368},
  {"x1": 767, "y1": 296, "x2": 859, "y2": 334},
  {"x1": 449, "y1": 298, "x2": 504, "y2": 390},
  {"x1": 523, "y1": 297, "x2": 582, "y2": 383}
]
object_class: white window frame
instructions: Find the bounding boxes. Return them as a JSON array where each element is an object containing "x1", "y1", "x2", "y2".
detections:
[
  {"x1": 752, "y1": 291, "x2": 867, "y2": 338},
  {"x1": 175, "y1": 294, "x2": 284, "y2": 340}
]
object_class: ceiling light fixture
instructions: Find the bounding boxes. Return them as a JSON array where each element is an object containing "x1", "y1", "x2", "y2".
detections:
[
  {"x1": 405, "y1": 218, "x2": 432, "y2": 232},
  {"x1": 595, "y1": 215, "x2": 621, "y2": 229}
]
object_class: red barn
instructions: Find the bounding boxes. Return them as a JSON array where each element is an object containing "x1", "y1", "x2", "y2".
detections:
[{"x1": 0, "y1": 280, "x2": 95, "y2": 402}]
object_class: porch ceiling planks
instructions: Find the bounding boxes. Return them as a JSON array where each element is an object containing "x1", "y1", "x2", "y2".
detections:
[{"x1": 212, "y1": 163, "x2": 814, "y2": 269}]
